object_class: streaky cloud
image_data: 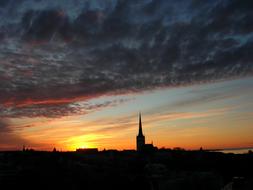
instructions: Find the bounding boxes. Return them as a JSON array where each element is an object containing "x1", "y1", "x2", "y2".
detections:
[{"x1": 0, "y1": 0, "x2": 252, "y2": 119}]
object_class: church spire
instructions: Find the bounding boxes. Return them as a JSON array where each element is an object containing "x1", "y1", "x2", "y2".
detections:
[
  {"x1": 138, "y1": 112, "x2": 144, "y2": 136},
  {"x1": 137, "y1": 112, "x2": 145, "y2": 151}
]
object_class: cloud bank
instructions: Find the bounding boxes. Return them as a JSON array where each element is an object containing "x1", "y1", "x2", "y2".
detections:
[
  {"x1": 0, "y1": 118, "x2": 30, "y2": 150},
  {"x1": 0, "y1": 0, "x2": 253, "y2": 118}
]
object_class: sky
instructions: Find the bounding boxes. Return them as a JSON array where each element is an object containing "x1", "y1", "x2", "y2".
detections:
[{"x1": 0, "y1": 0, "x2": 253, "y2": 151}]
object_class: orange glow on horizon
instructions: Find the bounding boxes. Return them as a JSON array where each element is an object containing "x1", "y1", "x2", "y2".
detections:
[
  {"x1": 2, "y1": 78, "x2": 253, "y2": 151},
  {"x1": 61, "y1": 134, "x2": 113, "y2": 151},
  {"x1": 9, "y1": 108, "x2": 253, "y2": 151}
]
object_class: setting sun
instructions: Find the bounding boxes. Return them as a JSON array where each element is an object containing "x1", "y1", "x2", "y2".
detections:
[{"x1": 64, "y1": 134, "x2": 109, "y2": 151}]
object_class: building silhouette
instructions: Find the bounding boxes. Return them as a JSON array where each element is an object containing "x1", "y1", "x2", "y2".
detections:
[
  {"x1": 76, "y1": 148, "x2": 98, "y2": 153},
  {"x1": 136, "y1": 113, "x2": 145, "y2": 151},
  {"x1": 136, "y1": 113, "x2": 157, "y2": 152}
]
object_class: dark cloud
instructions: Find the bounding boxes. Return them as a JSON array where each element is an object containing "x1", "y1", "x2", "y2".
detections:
[
  {"x1": 0, "y1": 0, "x2": 253, "y2": 118},
  {"x1": 0, "y1": 118, "x2": 30, "y2": 150},
  {"x1": 22, "y1": 9, "x2": 72, "y2": 42},
  {"x1": 74, "y1": 10, "x2": 104, "y2": 39},
  {"x1": 0, "y1": 119, "x2": 11, "y2": 133}
]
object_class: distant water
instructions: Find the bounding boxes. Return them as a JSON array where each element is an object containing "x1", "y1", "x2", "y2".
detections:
[{"x1": 218, "y1": 148, "x2": 253, "y2": 154}]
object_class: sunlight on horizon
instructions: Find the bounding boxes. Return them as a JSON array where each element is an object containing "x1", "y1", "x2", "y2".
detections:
[{"x1": 4, "y1": 77, "x2": 253, "y2": 151}]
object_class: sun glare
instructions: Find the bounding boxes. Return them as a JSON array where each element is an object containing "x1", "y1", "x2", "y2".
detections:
[{"x1": 64, "y1": 134, "x2": 106, "y2": 151}]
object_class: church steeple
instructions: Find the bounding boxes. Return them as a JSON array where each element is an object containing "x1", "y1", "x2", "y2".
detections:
[
  {"x1": 136, "y1": 112, "x2": 145, "y2": 151},
  {"x1": 138, "y1": 112, "x2": 144, "y2": 136}
]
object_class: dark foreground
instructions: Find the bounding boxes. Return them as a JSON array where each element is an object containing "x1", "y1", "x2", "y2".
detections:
[{"x1": 0, "y1": 149, "x2": 253, "y2": 190}]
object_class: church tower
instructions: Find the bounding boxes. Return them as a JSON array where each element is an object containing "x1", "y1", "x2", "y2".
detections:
[{"x1": 136, "y1": 113, "x2": 145, "y2": 151}]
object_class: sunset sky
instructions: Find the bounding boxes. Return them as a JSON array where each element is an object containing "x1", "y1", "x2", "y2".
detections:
[{"x1": 0, "y1": 0, "x2": 253, "y2": 151}]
